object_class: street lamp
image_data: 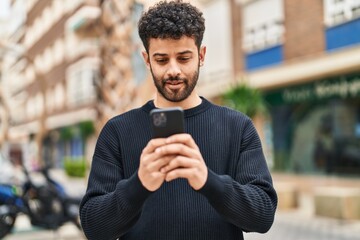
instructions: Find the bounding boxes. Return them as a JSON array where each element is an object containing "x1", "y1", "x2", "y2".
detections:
[{"x1": 0, "y1": 40, "x2": 47, "y2": 168}]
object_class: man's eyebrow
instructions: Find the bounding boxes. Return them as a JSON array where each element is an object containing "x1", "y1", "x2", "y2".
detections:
[
  {"x1": 178, "y1": 50, "x2": 193, "y2": 55},
  {"x1": 152, "y1": 50, "x2": 193, "y2": 57},
  {"x1": 153, "y1": 53, "x2": 168, "y2": 57}
]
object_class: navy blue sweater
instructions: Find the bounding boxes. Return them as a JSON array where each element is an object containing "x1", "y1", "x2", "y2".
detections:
[{"x1": 80, "y1": 98, "x2": 277, "y2": 240}]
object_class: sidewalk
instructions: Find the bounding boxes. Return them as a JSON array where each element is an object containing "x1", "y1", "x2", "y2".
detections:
[
  {"x1": 245, "y1": 209, "x2": 360, "y2": 240},
  {"x1": 7, "y1": 209, "x2": 360, "y2": 240},
  {"x1": 246, "y1": 173, "x2": 360, "y2": 240},
  {"x1": 4, "y1": 216, "x2": 86, "y2": 240},
  {"x1": 3, "y1": 169, "x2": 88, "y2": 240},
  {"x1": 5, "y1": 170, "x2": 360, "y2": 240},
  {"x1": 48, "y1": 168, "x2": 88, "y2": 198}
]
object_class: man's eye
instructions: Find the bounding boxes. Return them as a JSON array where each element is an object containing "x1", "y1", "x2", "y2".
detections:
[
  {"x1": 156, "y1": 59, "x2": 168, "y2": 63},
  {"x1": 179, "y1": 57, "x2": 190, "y2": 62}
]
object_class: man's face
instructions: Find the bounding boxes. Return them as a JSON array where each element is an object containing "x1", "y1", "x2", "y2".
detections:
[{"x1": 143, "y1": 36, "x2": 205, "y2": 102}]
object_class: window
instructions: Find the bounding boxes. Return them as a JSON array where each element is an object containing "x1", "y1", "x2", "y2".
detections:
[
  {"x1": 324, "y1": 0, "x2": 360, "y2": 26},
  {"x1": 66, "y1": 58, "x2": 98, "y2": 107},
  {"x1": 242, "y1": 0, "x2": 284, "y2": 70},
  {"x1": 325, "y1": 0, "x2": 360, "y2": 50},
  {"x1": 242, "y1": 0, "x2": 284, "y2": 53}
]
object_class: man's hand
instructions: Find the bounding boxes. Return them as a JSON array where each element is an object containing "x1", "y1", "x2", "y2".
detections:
[
  {"x1": 138, "y1": 138, "x2": 174, "y2": 191},
  {"x1": 157, "y1": 134, "x2": 208, "y2": 190}
]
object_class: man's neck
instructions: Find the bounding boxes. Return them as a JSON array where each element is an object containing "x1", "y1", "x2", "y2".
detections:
[{"x1": 154, "y1": 93, "x2": 202, "y2": 110}]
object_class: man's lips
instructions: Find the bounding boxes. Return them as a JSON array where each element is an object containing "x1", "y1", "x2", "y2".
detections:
[
  {"x1": 166, "y1": 80, "x2": 183, "y2": 85},
  {"x1": 165, "y1": 80, "x2": 184, "y2": 90}
]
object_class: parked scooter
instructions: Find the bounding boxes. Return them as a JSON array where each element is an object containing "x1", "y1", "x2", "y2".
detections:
[{"x1": 0, "y1": 164, "x2": 82, "y2": 238}]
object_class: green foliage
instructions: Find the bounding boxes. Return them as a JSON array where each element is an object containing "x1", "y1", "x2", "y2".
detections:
[
  {"x1": 60, "y1": 127, "x2": 74, "y2": 141},
  {"x1": 64, "y1": 156, "x2": 87, "y2": 178},
  {"x1": 59, "y1": 121, "x2": 95, "y2": 141},
  {"x1": 78, "y1": 121, "x2": 95, "y2": 139},
  {"x1": 222, "y1": 83, "x2": 267, "y2": 118}
]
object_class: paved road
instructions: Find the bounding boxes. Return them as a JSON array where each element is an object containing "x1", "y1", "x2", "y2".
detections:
[
  {"x1": 3, "y1": 215, "x2": 86, "y2": 240},
  {"x1": 4, "y1": 170, "x2": 360, "y2": 240},
  {"x1": 4, "y1": 228, "x2": 85, "y2": 240},
  {"x1": 245, "y1": 210, "x2": 360, "y2": 240},
  {"x1": 2, "y1": 170, "x2": 87, "y2": 240},
  {"x1": 4, "y1": 210, "x2": 360, "y2": 240}
]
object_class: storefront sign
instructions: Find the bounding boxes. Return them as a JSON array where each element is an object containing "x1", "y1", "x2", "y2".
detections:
[{"x1": 265, "y1": 73, "x2": 360, "y2": 105}]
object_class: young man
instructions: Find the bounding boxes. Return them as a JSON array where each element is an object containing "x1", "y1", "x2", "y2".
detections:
[{"x1": 80, "y1": 1, "x2": 277, "y2": 239}]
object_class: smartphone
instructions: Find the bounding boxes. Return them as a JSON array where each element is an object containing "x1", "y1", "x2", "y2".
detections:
[{"x1": 150, "y1": 107, "x2": 185, "y2": 138}]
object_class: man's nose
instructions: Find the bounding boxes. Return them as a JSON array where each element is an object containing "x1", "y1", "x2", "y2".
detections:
[{"x1": 167, "y1": 60, "x2": 181, "y2": 77}]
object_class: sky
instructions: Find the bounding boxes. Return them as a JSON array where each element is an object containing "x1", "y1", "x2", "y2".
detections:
[{"x1": 0, "y1": 0, "x2": 10, "y2": 19}]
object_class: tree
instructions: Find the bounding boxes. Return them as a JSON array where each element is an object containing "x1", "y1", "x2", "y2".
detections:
[{"x1": 221, "y1": 83, "x2": 267, "y2": 118}]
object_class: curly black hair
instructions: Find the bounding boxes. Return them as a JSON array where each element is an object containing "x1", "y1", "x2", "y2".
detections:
[{"x1": 138, "y1": 1, "x2": 205, "y2": 53}]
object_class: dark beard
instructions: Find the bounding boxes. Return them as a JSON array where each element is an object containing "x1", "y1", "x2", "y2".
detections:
[{"x1": 150, "y1": 67, "x2": 199, "y2": 102}]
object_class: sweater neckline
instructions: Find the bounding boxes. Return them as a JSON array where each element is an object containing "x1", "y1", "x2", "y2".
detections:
[{"x1": 141, "y1": 97, "x2": 212, "y2": 118}]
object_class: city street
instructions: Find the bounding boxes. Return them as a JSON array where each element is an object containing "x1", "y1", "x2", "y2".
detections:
[
  {"x1": 3, "y1": 170, "x2": 360, "y2": 240},
  {"x1": 245, "y1": 210, "x2": 360, "y2": 240},
  {"x1": 2, "y1": 169, "x2": 87, "y2": 240},
  {"x1": 1, "y1": 0, "x2": 360, "y2": 239},
  {"x1": 3, "y1": 216, "x2": 86, "y2": 240},
  {"x1": 4, "y1": 209, "x2": 360, "y2": 240}
]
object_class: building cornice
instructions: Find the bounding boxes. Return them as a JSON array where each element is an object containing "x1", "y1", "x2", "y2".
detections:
[{"x1": 247, "y1": 45, "x2": 360, "y2": 90}]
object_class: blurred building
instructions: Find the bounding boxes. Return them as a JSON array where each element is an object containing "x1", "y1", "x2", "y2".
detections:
[
  {"x1": 2, "y1": 0, "x2": 101, "y2": 168},
  {"x1": 0, "y1": 0, "x2": 25, "y2": 164},
  {"x1": 1, "y1": 0, "x2": 213, "y2": 169},
  {"x1": 236, "y1": 0, "x2": 360, "y2": 177},
  {"x1": 0, "y1": 9, "x2": 10, "y2": 150},
  {"x1": 2, "y1": 0, "x2": 359, "y2": 180}
]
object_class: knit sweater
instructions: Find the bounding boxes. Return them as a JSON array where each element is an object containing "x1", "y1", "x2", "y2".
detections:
[{"x1": 80, "y1": 97, "x2": 277, "y2": 240}]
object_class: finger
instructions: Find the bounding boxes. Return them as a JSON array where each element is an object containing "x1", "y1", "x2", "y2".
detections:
[
  {"x1": 165, "y1": 167, "x2": 208, "y2": 190},
  {"x1": 160, "y1": 156, "x2": 197, "y2": 173},
  {"x1": 143, "y1": 138, "x2": 167, "y2": 154},
  {"x1": 141, "y1": 150, "x2": 174, "y2": 170},
  {"x1": 165, "y1": 168, "x2": 197, "y2": 182},
  {"x1": 166, "y1": 134, "x2": 199, "y2": 150},
  {"x1": 146, "y1": 155, "x2": 176, "y2": 172},
  {"x1": 155, "y1": 143, "x2": 198, "y2": 159}
]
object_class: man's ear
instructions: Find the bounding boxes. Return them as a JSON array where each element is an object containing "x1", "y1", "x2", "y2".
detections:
[
  {"x1": 142, "y1": 51, "x2": 151, "y2": 69},
  {"x1": 199, "y1": 46, "x2": 206, "y2": 66}
]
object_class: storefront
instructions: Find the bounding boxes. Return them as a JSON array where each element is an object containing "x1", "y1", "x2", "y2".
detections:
[{"x1": 265, "y1": 71, "x2": 360, "y2": 176}]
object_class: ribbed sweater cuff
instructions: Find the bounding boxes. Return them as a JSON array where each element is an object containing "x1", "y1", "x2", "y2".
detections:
[
  {"x1": 120, "y1": 171, "x2": 153, "y2": 206},
  {"x1": 197, "y1": 169, "x2": 227, "y2": 203}
]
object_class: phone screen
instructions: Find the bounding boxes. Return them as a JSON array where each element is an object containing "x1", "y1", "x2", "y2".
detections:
[{"x1": 150, "y1": 107, "x2": 185, "y2": 138}]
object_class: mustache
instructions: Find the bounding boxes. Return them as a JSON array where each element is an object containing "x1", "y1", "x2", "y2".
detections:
[{"x1": 163, "y1": 76, "x2": 187, "y2": 82}]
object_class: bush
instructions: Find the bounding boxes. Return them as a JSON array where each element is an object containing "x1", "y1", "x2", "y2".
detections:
[
  {"x1": 64, "y1": 157, "x2": 87, "y2": 178},
  {"x1": 222, "y1": 83, "x2": 267, "y2": 119}
]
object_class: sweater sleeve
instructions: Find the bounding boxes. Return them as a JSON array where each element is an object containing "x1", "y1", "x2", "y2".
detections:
[
  {"x1": 80, "y1": 120, "x2": 152, "y2": 240},
  {"x1": 197, "y1": 118, "x2": 277, "y2": 233}
]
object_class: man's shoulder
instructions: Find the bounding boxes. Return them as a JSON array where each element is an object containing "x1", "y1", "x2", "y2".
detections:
[
  {"x1": 209, "y1": 102, "x2": 250, "y2": 121},
  {"x1": 114, "y1": 107, "x2": 145, "y2": 119},
  {"x1": 99, "y1": 103, "x2": 150, "y2": 133}
]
